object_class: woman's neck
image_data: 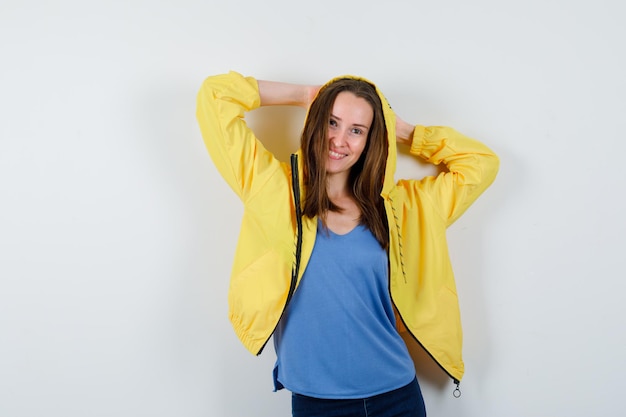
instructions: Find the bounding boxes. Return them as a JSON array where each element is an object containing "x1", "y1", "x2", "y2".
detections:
[{"x1": 326, "y1": 172, "x2": 351, "y2": 201}]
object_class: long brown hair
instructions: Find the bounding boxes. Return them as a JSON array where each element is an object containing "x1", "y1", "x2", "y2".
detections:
[{"x1": 301, "y1": 78, "x2": 389, "y2": 249}]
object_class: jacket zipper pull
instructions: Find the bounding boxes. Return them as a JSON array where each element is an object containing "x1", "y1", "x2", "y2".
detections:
[{"x1": 453, "y1": 380, "x2": 461, "y2": 398}]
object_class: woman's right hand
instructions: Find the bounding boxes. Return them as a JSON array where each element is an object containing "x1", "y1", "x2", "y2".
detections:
[{"x1": 304, "y1": 85, "x2": 321, "y2": 108}]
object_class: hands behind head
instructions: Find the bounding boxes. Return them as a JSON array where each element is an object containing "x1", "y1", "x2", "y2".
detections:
[
  {"x1": 395, "y1": 115, "x2": 415, "y2": 145},
  {"x1": 305, "y1": 85, "x2": 322, "y2": 108}
]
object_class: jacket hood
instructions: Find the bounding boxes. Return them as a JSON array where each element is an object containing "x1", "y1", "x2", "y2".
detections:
[{"x1": 303, "y1": 75, "x2": 398, "y2": 196}]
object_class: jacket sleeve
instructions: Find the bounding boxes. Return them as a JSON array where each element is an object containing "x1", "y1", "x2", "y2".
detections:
[
  {"x1": 196, "y1": 71, "x2": 282, "y2": 202},
  {"x1": 401, "y1": 125, "x2": 499, "y2": 226}
]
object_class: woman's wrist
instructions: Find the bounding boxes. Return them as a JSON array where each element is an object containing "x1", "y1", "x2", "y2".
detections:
[
  {"x1": 395, "y1": 116, "x2": 415, "y2": 145},
  {"x1": 258, "y1": 80, "x2": 316, "y2": 108}
]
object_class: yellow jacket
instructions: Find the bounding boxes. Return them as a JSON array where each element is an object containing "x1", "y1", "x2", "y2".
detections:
[{"x1": 196, "y1": 71, "x2": 499, "y2": 383}]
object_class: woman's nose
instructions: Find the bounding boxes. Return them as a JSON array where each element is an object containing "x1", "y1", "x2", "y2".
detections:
[{"x1": 330, "y1": 129, "x2": 348, "y2": 146}]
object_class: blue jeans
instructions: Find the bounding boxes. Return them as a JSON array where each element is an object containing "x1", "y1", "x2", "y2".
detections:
[{"x1": 291, "y1": 377, "x2": 426, "y2": 417}]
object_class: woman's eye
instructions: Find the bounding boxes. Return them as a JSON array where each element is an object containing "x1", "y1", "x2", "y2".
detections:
[
  {"x1": 329, "y1": 119, "x2": 338, "y2": 127},
  {"x1": 352, "y1": 128, "x2": 363, "y2": 135}
]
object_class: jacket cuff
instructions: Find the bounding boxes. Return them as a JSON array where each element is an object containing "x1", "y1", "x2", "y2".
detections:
[{"x1": 409, "y1": 125, "x2": 427, "y2": 156}]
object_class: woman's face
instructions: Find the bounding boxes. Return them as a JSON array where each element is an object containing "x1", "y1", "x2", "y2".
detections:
[{"x1": 325, "y1": 91, "x2": 373, "y2": 178}]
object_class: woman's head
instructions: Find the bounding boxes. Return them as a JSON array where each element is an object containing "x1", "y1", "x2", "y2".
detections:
[
  {"x1": 324, "y1": 91, "x2": 372, "y2": 178},
  {"x1": 301, "y1": 77, "x2": 389, "y2": 248},
  {"x1": 302, "y1": 78, "x2": 388, "y2": 185}
]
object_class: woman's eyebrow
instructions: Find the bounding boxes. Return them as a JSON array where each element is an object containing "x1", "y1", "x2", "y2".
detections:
[{"x1": 330, "y1": 114, "x2": 370, "y2": 129}]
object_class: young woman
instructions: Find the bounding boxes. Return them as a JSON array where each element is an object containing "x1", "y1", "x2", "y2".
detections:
[{"x1": 196, "y1": 71, "x2": 499, "y2": 416}]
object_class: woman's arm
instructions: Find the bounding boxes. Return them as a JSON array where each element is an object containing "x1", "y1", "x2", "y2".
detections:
[
  {"x1": 395, "y1": 115, "x2": 415, "y2": 146},
  {"x1": 403, "y1": 125, "x2": 499, "y2": 226},
  {"x1": 257, "y1": 80, "x2": 319, "y2": 108},
  {"x1": 196, "y1": 72, "x2": 285, "y2": 202}
]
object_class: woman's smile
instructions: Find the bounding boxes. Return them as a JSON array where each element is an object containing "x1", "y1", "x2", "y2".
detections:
[{"x1": 329, "y1": 149, "x2": 347, "y2": 159}]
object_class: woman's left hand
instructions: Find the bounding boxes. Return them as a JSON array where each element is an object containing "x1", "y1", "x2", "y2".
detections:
[{"x1": 395, "y1": 115, "x2": 415, "y2": 145}]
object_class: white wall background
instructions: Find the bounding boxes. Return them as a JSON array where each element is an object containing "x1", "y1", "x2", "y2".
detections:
[{"x1": 1, "y1": 0, "x2": 624, "y2": 416}]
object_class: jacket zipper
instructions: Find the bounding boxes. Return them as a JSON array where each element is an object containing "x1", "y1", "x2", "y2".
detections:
[
  {"x1": 256, "y1": 154, "x2": 303, "y2": 355},
  {"x1": 288, "y1": 153, "x2": 303, "y2": 305}
]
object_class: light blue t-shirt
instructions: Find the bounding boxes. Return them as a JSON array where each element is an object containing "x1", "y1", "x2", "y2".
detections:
[{"x1": 273, "y1": 220, "x2": 415, "y2": 399}]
